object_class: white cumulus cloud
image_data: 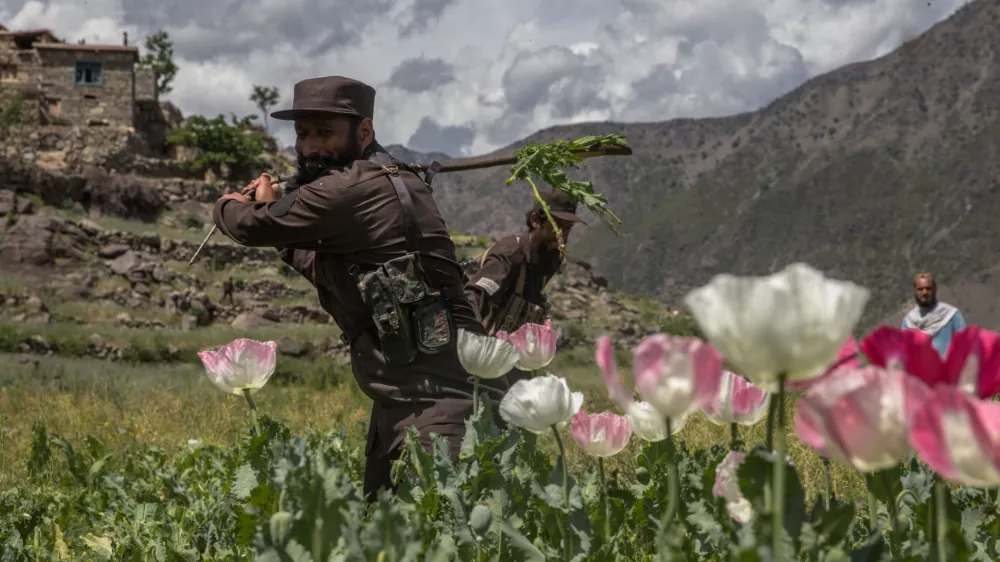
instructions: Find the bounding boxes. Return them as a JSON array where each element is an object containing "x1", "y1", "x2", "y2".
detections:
[{"x1": 0, "y1": 0, "x2": 965, "y2": 157}]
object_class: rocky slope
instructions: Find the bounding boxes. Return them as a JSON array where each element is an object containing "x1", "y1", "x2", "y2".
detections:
[
  {"x1": 0, "y1": 189, "x2": 680, "y2": 363},
  {"x1": 396, "y1": 0, "x2": 1000, "y2": 330}
]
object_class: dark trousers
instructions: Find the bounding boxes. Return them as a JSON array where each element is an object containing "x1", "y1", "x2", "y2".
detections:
[
  {"x1": 350, "y1": 330, "x2": 507, "y2": 502},
  {"x1": 361, "y1": 406, "x2": 466, "y2": 502},
  {"x1": 505, "y1": 367, "x2": 532, "y2": 386}
]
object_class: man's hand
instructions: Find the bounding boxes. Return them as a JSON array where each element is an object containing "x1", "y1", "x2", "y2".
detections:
[
  {"x1": 242, "y1": 173, "x2": 280, "y2": 202},
  {"x1": 219, "y1": 192, "x2": 249, "y2": 203}
]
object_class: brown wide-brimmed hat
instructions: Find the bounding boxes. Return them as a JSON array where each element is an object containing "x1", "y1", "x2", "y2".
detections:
[
  {"x1": 533, "y1": 189, "x2": 587, "y2": 224},
  {"x1": 271, "y1": 76, "x2": 376, "y2": 121}
]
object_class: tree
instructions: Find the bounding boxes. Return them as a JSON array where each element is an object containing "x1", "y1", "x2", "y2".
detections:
[
  {"x1": 138, "y1": 30, "x2": 179, "y2": 96},
  {"x1": 166, "y1": 113, "x2": 266, "y2": 176},
  {"x1": 249, "y1": 85, "x2": 280, "y2": 132}
]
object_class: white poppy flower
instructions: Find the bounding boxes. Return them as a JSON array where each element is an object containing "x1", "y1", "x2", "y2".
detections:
[
  {"x1": 499, "y1": 374, "x2": 584, "y2": 434},
  {"x1": 625, "y1": 401, "x2": 687, "y2": 442},
  {"x1": 457, "y1": 328, "x2": 521, "y2": 379},
  {"x1": 684, "y1": 263, "x2": 870, "y2": 392},
  {"x1": 197, "y1": 338, "x2": 277, "y2": 395}
]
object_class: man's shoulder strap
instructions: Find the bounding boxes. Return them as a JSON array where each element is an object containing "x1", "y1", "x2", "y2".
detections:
[
  {"x1": 373, "y1": 151, "x2": 421, "y2": 254},
  {"x1": 478, "y1": 236, "x2": 521, "y2": 267}
]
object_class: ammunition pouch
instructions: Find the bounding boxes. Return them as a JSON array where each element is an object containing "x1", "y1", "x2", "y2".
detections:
[
  {"x1": 353, "y1": 152, "x2": 457, "y2": 365},
  {"x1": 356, "y1": 253, "x2": 455, "y2": 365}
]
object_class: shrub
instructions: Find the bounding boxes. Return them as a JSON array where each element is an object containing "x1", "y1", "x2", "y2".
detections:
[{"x1": 166, "y1": 113, "x2": 267, "y2": 176}]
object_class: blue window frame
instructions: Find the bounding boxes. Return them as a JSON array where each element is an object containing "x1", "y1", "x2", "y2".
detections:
[{"x1": 74, "y1": 61, "x2": 103, "y2": 86}]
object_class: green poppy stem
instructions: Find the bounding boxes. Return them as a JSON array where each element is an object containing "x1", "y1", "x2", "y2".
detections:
[
  {"x1": 823, "y1": 457, "x2": 832, "y2": 510},
  {"x1": 656, "y1": 418, "x2": 678, "y2": 560},
  {"x1": 551, "y1": 425, "x2": 571, "y2": 561},
  {"x1": 772, "y1": 374, "x2": 787, "y2": 560},
  {"x1": 472, "y1": 377, "x2": 480, "y2": 415},
  {"x1": 880, "y1": 470, "x2": 901, "y2": 561},
  {"x1": 935, "y1": 479, "x2": 947, "y2": 561},
  {"x1": 242, "y1": 389, "x2": 260, "y2": 436},
  {"x1": 765, "y1": 398, "x2": 775, "y2": 451},
  {"x1": 730, "y1": 422, "x2": 739, "y2": 451},
  {"x1": 864, "y1": 473, "x2": 878, "y2": 533},
  {"x1": 599, "y1": 457, "x2": 610, "y2": 542}
]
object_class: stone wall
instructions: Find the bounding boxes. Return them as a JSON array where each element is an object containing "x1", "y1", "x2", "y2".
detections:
[
  {"x1": 35, "y1": 47, "x2": 136, "y2": 128},
  {"x1": 134, "y1": 67, "x2": 156, "y2": 101},
  {"x1": 135, "y1": 101, "x2": 183, "y2": 157}
]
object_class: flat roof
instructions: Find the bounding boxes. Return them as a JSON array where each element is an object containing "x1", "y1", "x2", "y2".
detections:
[
  {"x1": 35, "y1": 43, "x2": 137, "y2": 53},
  {"x1": 35, "y1": 43, "x2": 139, "y2": 61},
  {"x1": 0, "y1": 28, "x2": 55, "y2": 37}
]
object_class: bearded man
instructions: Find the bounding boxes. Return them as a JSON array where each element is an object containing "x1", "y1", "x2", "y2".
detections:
[
  {"x1": 211, "y1": 76, "x2": 506, "y2": 501},
  {"x1": 901, "y1": 272, "x2": 967, "y2": 357}
]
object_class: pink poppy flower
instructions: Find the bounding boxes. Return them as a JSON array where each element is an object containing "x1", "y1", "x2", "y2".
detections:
[
  {"x1": 596, "y1": 335, "x2": 695, "y2": 438},
  {"x1": 794, "y1": 366, "x2": 931, "y2": 472},
  {"x1": 862, "y1": 325, "x2": 1000, "y2": 398},
  {"x1": 713, "y1": 451, "x2": 753, "y2": 523},
  {"x1": 632, "y1": 334, "x2": 724, "y2": 420},
  {"x1": 570, "y1": 411, "x2": 632, "y2": 457},
  {"x1": 597, "y1": 334, "x2": 723, "y2": 420},
  {"x1": 496, "y1": 320, "x2": 558, "y2": 371},
  {"x1": 910, "y1": 386, "x2": 1000, "y2": 487},
  {"x1": 197, "y1": 338, "x2": 277, "y2": 395},
  {"x1": 702, "y1": 370, "x2": 770, "y2": 425}
]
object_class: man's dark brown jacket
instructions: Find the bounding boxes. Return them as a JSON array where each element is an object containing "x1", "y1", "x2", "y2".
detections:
[
  {"x1": 211, "y1": 146, "x2": 507, "y2": 458},
  {"x1": 465, "y1": 234, "x2": 553, "y2": 335}
]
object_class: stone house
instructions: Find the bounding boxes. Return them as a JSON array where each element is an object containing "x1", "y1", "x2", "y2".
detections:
[{"x1": 0, "y1": 26, "x2": 158, "y2": 130}]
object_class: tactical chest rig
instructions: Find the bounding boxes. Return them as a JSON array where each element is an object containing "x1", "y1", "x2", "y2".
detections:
[
  {"x1": 479, "y1": 237, "x2": 549, "y2": 337},
  {"x1": 351, "y1": 152, "x2": 455, "y2": 365}
]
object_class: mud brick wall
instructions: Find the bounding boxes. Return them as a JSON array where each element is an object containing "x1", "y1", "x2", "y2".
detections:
[{"x1": 35, "y1": 48, "x2": 136, "y2": 127}]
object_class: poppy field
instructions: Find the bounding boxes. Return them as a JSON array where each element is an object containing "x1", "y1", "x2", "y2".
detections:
[{"x1": 4, "y1": 262, "x2": 1000, "y2": 560}]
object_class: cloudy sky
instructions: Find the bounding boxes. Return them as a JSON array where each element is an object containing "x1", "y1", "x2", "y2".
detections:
[{"x1": 1, "y1": 0, "x2": 966, "y2": 156}]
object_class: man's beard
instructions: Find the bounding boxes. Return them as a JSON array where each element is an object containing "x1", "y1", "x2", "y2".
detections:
[
  {"x1": 534, "y1": 244, "x2": 564, "y2": 277},
  {"x1": 290, "y1": 135, "x2": 364, "y2": 188},
  {"x1": 916, "y1": 296, "x2": 937, "y2": 309}
]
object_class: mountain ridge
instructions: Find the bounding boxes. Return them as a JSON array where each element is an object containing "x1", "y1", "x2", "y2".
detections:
[{"x1": 385, "y1": 0, "x2": 1000, "y2": 331}]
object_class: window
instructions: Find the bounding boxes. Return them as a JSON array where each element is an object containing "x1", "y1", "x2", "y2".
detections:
[{"x1": 74, "y1": 61, "x2": 103, "y2": 86}]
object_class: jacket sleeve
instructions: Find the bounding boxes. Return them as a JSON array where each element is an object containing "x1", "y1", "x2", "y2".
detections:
[
  {"x1": 464, "y1": 251, "x2": 514, "y2": 322},
  {"x1": 278, "y1": 248, "x2": 317, "y2": 287},
  {"x1": 211, "y1": 177, "x2": 358, "y2": 250}
]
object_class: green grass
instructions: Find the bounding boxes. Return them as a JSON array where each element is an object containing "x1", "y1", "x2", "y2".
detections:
[
  {"x1": 39, "y1": 204, "x2": 236, "y2": 246},
  {"x1": 0, "y1": 321, "x2": 341, "y2": 363},
  {"x1": 0, "y1": 338, "x2": 870, "y2": 506}
]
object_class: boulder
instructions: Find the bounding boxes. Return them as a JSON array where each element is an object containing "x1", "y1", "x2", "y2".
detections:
[
  {"x1": 231, "y1": 311, "x2": 277, "y2": 330},
  {"x1": 0, "y1": 189, "x2": 34, "y2": 215},
  {"x1": 0, "y1": 214, "x2": 87, "y2": 265},
  {"x1": 109, "y1": 250, "x2": 141, "y2": 275}
]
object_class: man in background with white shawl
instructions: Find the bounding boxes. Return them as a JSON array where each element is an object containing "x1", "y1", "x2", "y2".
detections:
[{"x1": 901, "y1": 272, "x2": 967, "y2": 357}]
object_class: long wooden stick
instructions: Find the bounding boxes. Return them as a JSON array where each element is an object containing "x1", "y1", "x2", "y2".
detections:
[
  {"x1": 187, "y1": 145, "x2": 633, "y2": 265},
  {"x1": 406, "y1": 145, "x2": 633, "y2": 173}
]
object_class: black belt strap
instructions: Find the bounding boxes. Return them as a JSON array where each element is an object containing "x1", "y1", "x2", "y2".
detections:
[{"x1": 373, "y1": 151, "x2": 421, "y2": 254}]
